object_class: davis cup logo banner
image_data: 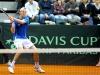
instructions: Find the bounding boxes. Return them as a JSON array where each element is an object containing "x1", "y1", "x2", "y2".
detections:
[{"x1": 0, "y1": 23, "x2": 100, "y2": 49}]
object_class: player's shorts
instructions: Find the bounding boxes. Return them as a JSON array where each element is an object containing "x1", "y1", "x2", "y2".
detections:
[{"x1": 14, "y1": 38, "x2": 34, "y2": 49}]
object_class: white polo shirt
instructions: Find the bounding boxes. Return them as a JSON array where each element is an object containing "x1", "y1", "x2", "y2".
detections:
[{"x1": 25, "y1": 1, "x2": 39, "y2": 18}]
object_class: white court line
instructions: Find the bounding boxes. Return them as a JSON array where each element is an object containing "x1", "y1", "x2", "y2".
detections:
[{"x1": 0, "y1": 48, "x2": 100, "y2": 53}]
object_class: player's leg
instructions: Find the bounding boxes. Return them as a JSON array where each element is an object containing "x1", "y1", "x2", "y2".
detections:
[
  {"x1": 23, "y1": 39, "x2": 45, "y2": 73},
  {"x1": 96, "y1": 58, "x2": 100, "y2": 66},
  {"x1": 12, "y1": 53, "x2": 21, "y2": 66},
  {"x1": 8, "y1": 39, "x2": 23, "y2": 73},
  {"x1": 8, "y1": 53, "x2": 21, "y2": 73},
  {"x1": 30, "y1": 45, "x2": 45, "y2": 73},
  {"x1": 96, "y1": 53, "x2": 100, "y2": 66}
]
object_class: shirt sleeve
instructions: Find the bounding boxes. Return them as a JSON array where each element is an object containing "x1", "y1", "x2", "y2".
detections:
[{"x1": 22, "y1": 16, "x2": 29, "y2": 24}]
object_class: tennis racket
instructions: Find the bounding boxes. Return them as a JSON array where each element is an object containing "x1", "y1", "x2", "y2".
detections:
[{"x1": 0, "y1": 8, "x2": 9, "y2": 18}]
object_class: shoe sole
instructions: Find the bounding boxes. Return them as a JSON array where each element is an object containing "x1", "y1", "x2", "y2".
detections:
[{"x1": 34, "y1": 69, "x2": 45, "y2": 73}]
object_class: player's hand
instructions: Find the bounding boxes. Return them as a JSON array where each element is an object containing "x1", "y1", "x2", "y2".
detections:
[{"x1": 9, "y1": 16, "x2": 14, "y2": 23}]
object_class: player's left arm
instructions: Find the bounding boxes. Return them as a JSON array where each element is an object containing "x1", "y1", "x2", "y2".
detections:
[{"x1": 10, "y1": 22, "x2": 15, "y2": 33}]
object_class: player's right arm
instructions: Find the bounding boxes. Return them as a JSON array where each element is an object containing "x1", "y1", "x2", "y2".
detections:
[
  {"x1": 9, "y1": 16, "x2": 15, "y2": 33},
  {"x1": 9, "y1": 16, "x2": 25, "y2": 24}
]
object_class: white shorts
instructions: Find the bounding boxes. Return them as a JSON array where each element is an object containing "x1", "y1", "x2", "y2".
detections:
[{"x1": 14, "y1": 38, "x2": 34, "y2": 49}]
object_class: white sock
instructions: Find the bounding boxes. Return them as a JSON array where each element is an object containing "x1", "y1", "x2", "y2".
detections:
[
  {"x1": 11, "y1": 60, "x2": 16, "y2": 67},
  {"x1": 35, "y1": 62, "x2": 40, "y2": 68}
]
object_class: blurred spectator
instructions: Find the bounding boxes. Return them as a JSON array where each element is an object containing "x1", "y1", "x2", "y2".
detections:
[
  {"x1": 65, "y1": 0, "x2": 79, "y2": 14},
  {"x1": 86, "y1": 0, "x2": 97, "y2": 17},
  {"x1": 16, "y1": 0, "x2": 27, "y2": 12},
  {"x1": 64, "y1": 0, "x2": 81, "y2": 24},
  {"x1": 79, "y1": 0, "x2": 93, "y2": 25},
  {"x1": 25, "y1": 0, "x2": 39, "y2": 22},
  {"x1": 53, "y1": 0, "x2": 66, "y2": 24},
  {"x1": 52, "y1": 0, "x2": 57, "y2": 3},
  {"x1": 38, "y1": 0, "x2": 55, "y2": 24},
  {"x1": 79, "y1": 0, "x2": 86, "y2": 16},
  {"x1": 16, "y1": 0, "x2": 22, "y2": 10},
  {"x1": 86, "y1": 0, "x2": 100, "y2": 25},
  {"x1": 65, "y1": 0, "x2": 69, "y2": 3},
  {"x1": 94, "y1": 0, "x2": 100, "y2": 25},
  {"x1": 95, "y1": 0, "x2": 100, "y2": 11},
  {"x1": 87, "y1": 0, "x2": 94, "y2": 3},
  {"x1": 76, "y1": 0, "x2": 81, "y2": 6}
]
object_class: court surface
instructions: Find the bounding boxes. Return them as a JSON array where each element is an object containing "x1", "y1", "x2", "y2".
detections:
[{"x1": 0, "y1": 64, "x2": 100, "y2": 75}]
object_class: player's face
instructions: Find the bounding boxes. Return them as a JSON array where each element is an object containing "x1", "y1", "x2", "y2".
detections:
[{"x1": 19, "y1": 8, "x2": 26, "y2": 17}]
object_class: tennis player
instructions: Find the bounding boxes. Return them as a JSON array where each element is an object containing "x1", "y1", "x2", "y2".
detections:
[{"x1": 8, "y1": 7, "x2": 45, "y2": 73}]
